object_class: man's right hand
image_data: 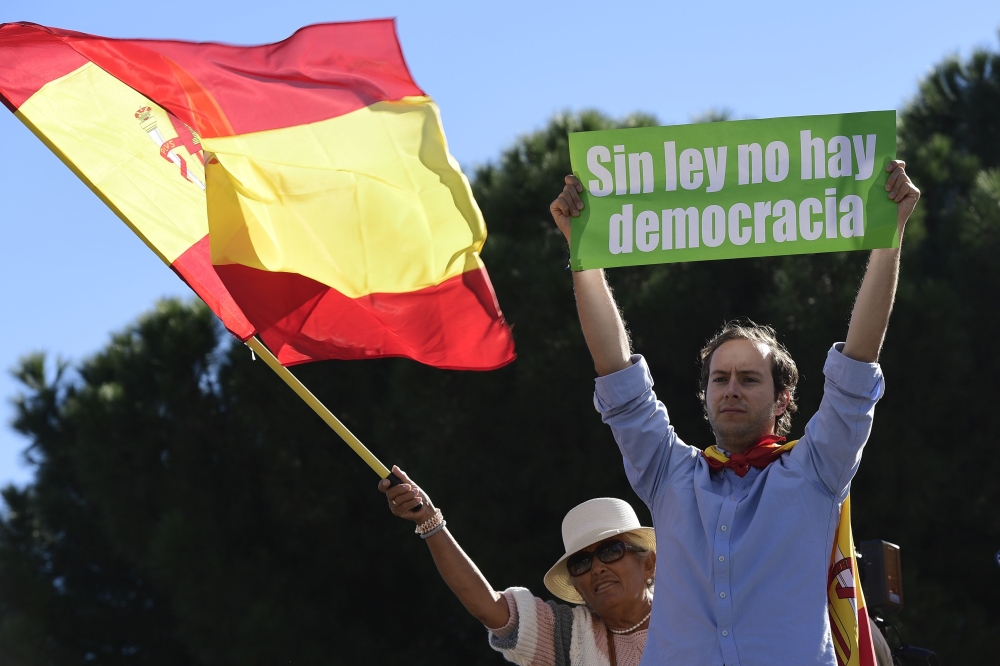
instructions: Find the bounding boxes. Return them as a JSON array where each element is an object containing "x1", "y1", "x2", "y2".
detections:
[
  {"x1": 548, "y1": 176, "x2": 633, "y2": 375},
  {"x1": 549, "y1": 174, "x2": 584, "y2": 245}
]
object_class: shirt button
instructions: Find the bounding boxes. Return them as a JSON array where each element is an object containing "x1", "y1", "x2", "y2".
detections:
[
  {"x1": 719, "y1": 556, "x2": 725, "y2": 562},
  {"x1": 722, "y1": 630, "x2": 729, "y2": 637},
  {"x1": 721, "y1": 525, "x2": 728, "y2": 531},
  {"x1": 720, "y1": 592, "x2": 726, "y2": 598}
]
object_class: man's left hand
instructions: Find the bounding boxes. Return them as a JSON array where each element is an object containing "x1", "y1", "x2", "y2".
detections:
[{"x1": 886, "y1": 159, "x2": 920, "y2": 235}]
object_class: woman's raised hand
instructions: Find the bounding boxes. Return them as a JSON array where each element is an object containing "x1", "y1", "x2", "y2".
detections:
[
  {"x1": 378, "y1": 468, "x2": 511, "y2": 629},
  {"x1": 378, "y1": 465, "x2": 436, "y2": 524}
]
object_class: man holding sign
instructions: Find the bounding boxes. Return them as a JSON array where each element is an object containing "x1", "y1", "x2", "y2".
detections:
[{"x1": 550, "y1": 147, "x2": 918, "y2": 665}]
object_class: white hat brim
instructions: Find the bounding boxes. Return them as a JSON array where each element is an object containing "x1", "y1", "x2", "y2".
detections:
[{"x1": 542, "y1": 527, "x2": 656, "y2": 604}]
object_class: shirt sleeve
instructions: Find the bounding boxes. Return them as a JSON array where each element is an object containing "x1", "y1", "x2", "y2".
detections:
[
  {"x1": 593, "y1": 355, "x2": 698, "y2": 506},
  {"x1": 790, "y1": 343, "x2": 885, "y2": 497},
  {"x1": 488, "y1": 587, "x2": 575, "y2": 666}
]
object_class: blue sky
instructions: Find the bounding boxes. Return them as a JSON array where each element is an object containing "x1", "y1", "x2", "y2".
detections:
[{"x1": 1, "y1": 0, "x2": 998, "y2": 487}]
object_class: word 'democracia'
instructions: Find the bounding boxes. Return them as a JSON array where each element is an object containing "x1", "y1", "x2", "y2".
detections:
[{"x1": 567, "y1": 111, "x2": 898, "y2": 270}]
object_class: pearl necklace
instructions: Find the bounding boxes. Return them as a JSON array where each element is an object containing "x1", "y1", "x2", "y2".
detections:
[{"x1": 607, "y1": 608, "x2": 651, "y2": 635}]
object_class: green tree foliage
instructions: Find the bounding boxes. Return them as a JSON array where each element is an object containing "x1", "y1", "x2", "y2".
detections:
[
  {"x1": 1, "y1": 40, "x2": 998, "y2": 665},
  {"x1": 864, "y1": 35, "x2": 1000, "y2": 659}
]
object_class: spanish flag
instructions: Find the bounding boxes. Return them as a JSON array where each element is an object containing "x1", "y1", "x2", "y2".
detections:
[
  {"x1": 828, "y1": 495, "x2": 878, "y2": 666},
  {"x1": 0, "y1": 20, "x2": 515, "y2": 370}
]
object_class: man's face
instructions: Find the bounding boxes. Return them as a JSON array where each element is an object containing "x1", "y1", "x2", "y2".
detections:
[{"x1": 705, "y1": 339, "x2": 789, "y2": 451}]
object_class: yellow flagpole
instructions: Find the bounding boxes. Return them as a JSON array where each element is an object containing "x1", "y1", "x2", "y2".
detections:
[{"x1": 245, "y1": 336, "x2": 392, "y2": 479}]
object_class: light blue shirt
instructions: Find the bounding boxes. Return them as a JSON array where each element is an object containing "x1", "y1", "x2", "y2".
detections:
[{"x1": 593, "y1": 344, "x2": 884, "y2": 666}]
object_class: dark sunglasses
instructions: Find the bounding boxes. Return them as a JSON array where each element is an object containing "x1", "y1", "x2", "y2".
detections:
[{"x1": 566, "y1": 539, "x2": 644, "y2": 577}]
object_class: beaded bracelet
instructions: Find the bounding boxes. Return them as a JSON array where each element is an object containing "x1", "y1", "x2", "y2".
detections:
[
  {"x1": 419, "y1": 521, "x2": 447, "y2": 540},
  {"x1": 415, "y1": 508, "x2": 444, "y2": 536}
]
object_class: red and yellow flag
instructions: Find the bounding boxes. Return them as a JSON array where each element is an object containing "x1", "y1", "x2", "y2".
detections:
[
  {"x1": 828, "y1": 495, "x2": 878, "y2": 666},
  {"x1": 0, "y1": 20, "x2": 515, "y2": 370}
]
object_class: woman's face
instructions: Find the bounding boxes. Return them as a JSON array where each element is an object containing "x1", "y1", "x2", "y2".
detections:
[{"x1": 570, "y1": 538, "x2": 655, "y2": 619}]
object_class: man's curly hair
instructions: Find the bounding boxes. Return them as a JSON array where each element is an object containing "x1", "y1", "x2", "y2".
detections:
[{"x1": 697, "y1": 321, "x2": 799, "y2": 437}]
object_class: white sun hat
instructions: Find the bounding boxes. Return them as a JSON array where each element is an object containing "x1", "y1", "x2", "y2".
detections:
[{"x1": 542, "y1": 497, "x2": 656, "y2": 604}]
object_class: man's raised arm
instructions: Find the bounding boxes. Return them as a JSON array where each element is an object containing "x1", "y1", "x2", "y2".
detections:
[
  {"x1": 551, "y1": 176, "x2": 682, "y2": 504},
  {"x1": 842, "y1": 160, "x2": 921, "y2": 363},
  {"x1": 550, "y1": 175, "x2": 632, "y2": 376}
]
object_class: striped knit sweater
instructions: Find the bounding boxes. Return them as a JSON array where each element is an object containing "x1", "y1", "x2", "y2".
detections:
[{"x1": 488, "y1": 588, "x2": 647, "y2": 666}]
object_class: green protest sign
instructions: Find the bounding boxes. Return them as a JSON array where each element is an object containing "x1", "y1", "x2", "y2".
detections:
[{"x1": 568, "y1": 111, "x2": 897, "y2": 270}]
